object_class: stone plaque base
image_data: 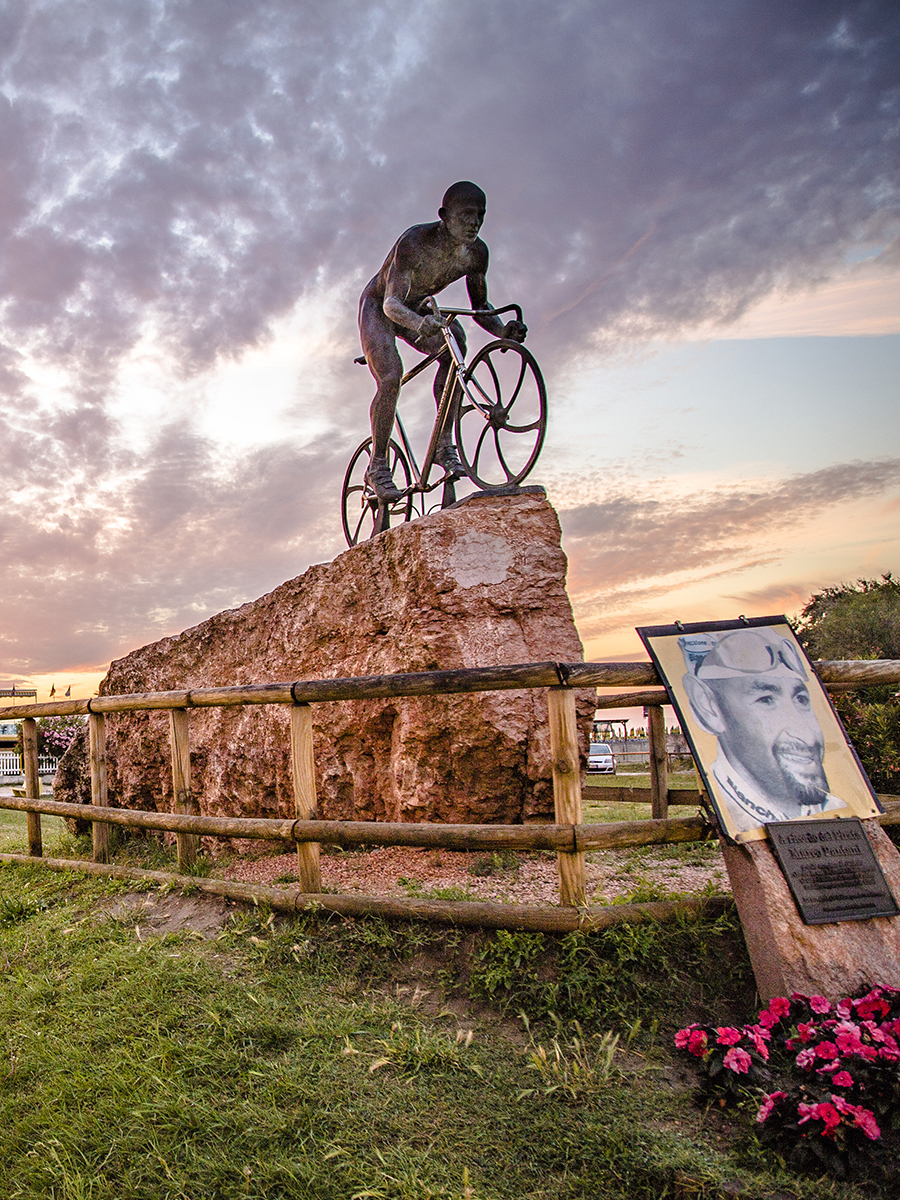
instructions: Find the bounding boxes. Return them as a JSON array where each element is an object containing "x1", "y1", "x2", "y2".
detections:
[{"x1": 722, "y1": 819, "x2": 900, "y2": 1003}]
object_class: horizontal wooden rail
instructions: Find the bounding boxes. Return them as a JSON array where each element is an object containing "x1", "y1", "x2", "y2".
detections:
[
  {"x1": 2, "y1": 659, "x2": 897, "y2": 722},
  {"x1": 587, "y1": 787, "x2": 703, "y2": 806},
  {"x1": 0, "y1": 852, "x2": 734, "y2": 933},
  {"x1": 3, "y1": 793, "x2": 897, "y2": 851},
  {"x1": 0, "y1": 794, "x2": 299, "y2": 841},
  {"x1": 593, "y1": 688, "x2": 669, "y2": 710},
  {"x1": 0, "y1": 793, "x2": 707, "y2": 851}
]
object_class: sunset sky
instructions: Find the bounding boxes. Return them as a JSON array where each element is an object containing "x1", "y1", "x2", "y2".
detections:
[{"x1": 1, "y1": 1, "x2": 898, "y2": 701}]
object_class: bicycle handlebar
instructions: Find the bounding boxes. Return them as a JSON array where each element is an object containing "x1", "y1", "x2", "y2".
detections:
[{"x1": 425, "y1": 298, "x2": 524, "y2": 325}]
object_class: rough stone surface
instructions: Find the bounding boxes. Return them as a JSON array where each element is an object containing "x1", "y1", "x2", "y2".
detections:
[
  {"x1": 56, "y1": 492, "x2": 591, "y2": 833},
  {"x1": 723, "y1": 821, "x2": 900, "y2": 1002}
]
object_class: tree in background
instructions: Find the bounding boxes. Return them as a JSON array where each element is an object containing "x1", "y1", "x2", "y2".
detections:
[{"x1": 795, "y1": 574, "x2": 899, "y2": 796}]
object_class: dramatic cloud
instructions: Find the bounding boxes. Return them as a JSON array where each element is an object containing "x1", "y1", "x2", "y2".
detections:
[
  {"x1": 564, "y1": 458, "x2": 900, "y2": 639},
  {"x1": 1, "y1": 2, "x2": 898, "y2": 373},
  {"x1": 1, "y1": 2, "x2": 898, "y2": 674}
]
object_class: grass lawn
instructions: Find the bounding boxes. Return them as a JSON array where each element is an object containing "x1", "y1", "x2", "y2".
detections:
[
  {"x1": 0, "y1": 807, "x2": 68, "y2": 856},
  {"x1": 0, "y1": 840, "x2": 878, "y2": 1200},
  {"x1": 581, "y1": 769, "x2": 701, "y2": 825}
]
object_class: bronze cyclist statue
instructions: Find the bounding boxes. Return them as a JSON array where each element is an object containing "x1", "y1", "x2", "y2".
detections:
[{"x1": 345, "y1": 181, "x2": 546, "y2": 544}]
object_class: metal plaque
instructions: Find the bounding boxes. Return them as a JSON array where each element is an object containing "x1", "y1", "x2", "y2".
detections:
[{"x1": 766, "y1": 818, "x2": 899, "y2": 926}]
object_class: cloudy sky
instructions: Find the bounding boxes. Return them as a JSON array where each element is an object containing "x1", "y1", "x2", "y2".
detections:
[{"x1": 1, "y1": 0, "x2": 898, "y2": 698}]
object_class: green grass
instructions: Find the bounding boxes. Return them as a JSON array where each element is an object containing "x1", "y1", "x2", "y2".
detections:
[
  {"x1": 582, "y1": 774, "x2": 703, "y2": 825},
  {"x1": 0, "y1": 808, "x2": 69, "y2": 856},
  {"x1": 0, "y1": 859, "x2": 875, "y2": 1200}
]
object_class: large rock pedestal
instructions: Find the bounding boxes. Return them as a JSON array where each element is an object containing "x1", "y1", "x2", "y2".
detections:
[{"x1": 56, "y1": 492, "x2": 591, "y2": 830}]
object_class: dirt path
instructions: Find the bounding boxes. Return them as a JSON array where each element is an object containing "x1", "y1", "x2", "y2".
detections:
[{"x1": 221, "y1": 843, "x2": 730, "y2": 904}]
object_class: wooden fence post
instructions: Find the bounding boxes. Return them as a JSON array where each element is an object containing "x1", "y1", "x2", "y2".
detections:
[
  {"x1": 291, "y1": 704, "x2": 321, "y2": 892},
  {"x1": 21, "y1": 717, "x2": 42, "y2": 857},
  {"x1": 647, "y1": 704, "x2": 668, "y2": 820},
  {"x1": 89, "y1": 712, "x2": 110, "y2": 863},
  {"x1": 169, "y1": 708, "x2": 199, "y2": 869},
  {"x1": 548, "y1": 687, "x2": 586, "y2": 907}
]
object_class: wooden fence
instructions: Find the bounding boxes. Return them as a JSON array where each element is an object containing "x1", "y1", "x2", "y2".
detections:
[{"x1": 1, "y1": 658, "x2": 898, "y2": 932}]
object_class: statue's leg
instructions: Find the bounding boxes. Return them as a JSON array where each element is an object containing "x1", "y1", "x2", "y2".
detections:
[
  {"x1": 360, "y1": 298, "x2": 402, "y2": 458},
  {"x1": 432, "y1": 319, "x2": 466, "y2": 477},
  {"x1": 360, "y1": 299, "x2": 403, "y2": 501}
]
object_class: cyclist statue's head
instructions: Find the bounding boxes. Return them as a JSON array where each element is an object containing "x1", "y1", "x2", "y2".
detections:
[{"x1": 439, "y1": 181, "x2": 487, "y2": 248}]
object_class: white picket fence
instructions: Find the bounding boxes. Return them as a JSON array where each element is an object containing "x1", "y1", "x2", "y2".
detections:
[{"x1": 0, "y1": 751, "x2": 60, "y2": 777}]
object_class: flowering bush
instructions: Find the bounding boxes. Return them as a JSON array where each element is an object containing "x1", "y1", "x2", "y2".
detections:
[
  {"x1": 37, "y1": 715, "x2": 86, "y2": 758},
  {"x1": 675, "y1": 987, "x2": 900, "y2": 1179}
]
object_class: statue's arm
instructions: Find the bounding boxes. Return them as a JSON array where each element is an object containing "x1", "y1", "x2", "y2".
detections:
[
  {"x1": 467, "y1": 247, "x2": 527, "y2": 343},
  {"x1": 381, "y1": 235, "x2": 440, "y2": 340}
]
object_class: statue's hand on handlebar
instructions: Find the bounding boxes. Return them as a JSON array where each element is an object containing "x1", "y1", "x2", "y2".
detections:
[
  {"x1": 415, "y1": 313, "x2": 443, "y2": 342},
  {"x1": 501, "y1": 319, "x2": 528, "y2": 343}
]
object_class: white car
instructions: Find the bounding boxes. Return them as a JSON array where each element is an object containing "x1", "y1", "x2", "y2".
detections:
[{"x1": 587, "y1": 742, "x2": 616, "y2": 774}]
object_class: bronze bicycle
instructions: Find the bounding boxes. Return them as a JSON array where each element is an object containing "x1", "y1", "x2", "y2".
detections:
[{"x1": 341, "y1": 299, "x2": 547, "y2": 545}]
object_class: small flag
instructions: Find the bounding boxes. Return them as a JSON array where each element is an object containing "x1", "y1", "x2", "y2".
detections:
[
  {"x1": 49, "y1": 684, "x2": 56, "y2": 698},
  {"x1": 65, "y1": 686, "x2": 71, "y2": 697}
]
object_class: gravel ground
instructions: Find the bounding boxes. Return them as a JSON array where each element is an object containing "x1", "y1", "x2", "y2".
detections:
[
  {"x1": 222, "y1": 843, "x2": 730, "y2": 905},
  {"x1": 0, "y1": 783, "x2": 729, "y2": 905}
]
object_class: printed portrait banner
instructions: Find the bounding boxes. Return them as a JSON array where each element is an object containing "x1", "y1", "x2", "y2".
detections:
[{"x1": 637, "y1": 616, "x2": 882, "y2": 845}]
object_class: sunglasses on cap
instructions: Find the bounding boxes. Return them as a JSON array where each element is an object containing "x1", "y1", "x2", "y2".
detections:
[{"x1": 679, "y1": 630, "x2": 807, "y2": 680}]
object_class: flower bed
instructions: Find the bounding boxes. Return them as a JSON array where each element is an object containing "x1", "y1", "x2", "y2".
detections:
[{"x1": 675, "y1": 987, "x2": 900, "y2": 1180}]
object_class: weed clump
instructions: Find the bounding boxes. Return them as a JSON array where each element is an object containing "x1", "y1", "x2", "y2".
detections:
[{"x1": 467, "y1": 906, "x2": 753, "y2": 1031}]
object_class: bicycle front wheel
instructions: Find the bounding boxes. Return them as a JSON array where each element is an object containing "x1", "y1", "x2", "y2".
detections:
[
  {"x1": 341, "y1": 438, "x2": 413, "y2": 546},
  {"x1": 454, "y1": 340, "x2": 547, "y2": 490}
]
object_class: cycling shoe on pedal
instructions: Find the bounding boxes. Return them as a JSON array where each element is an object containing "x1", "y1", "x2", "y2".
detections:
[
  {"x1": 435, "y1": 441, "x2": 464, "y2": 479},
  {"x1": 365, "y1": 454, "x2": 403, "y2": 503}
]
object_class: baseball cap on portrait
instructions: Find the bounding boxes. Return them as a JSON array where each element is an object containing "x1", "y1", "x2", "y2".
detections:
[{"x1": 679, "y1": 628, "x2": 807, "y2": 681}]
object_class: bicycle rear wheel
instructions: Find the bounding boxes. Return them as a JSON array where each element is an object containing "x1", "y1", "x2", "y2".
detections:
[
  {"x1": 454, "y1": 340, "x2": 547, "y2": 490},
  {"x1": 341, "y1": 438, "x2": 413, "y2": 546}
]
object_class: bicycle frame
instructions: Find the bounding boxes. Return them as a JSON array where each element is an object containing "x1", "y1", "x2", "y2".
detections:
[{"x1": 391, "y1": 300, "x2": 524, "y2": 502}]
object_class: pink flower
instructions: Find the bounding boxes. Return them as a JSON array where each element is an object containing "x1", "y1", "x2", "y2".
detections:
[
  {"x1": 855, "y1": 991, "x2": 889, "y2": 1020},
  {"x1": 795, "y1": 1021, "x2": 817, "y2": 1044},
  {"x1": 809, "y1": 995, "x2": 831, "y2": 1014},
  {"x1": 798, "y1": 1101, "x2": 841, "y2": 1136},
  {"x1": 723, "y1": 1047, "x2": 752, "y2": 1074},
  {"x1": 854, "y1": 1109, "x2": 881, "y2": 1141},
  {"x1": 816, "y1": 1059, "x2": 839, "y2": 1075},
  {"x1": 747, "y1": 1022, "x2": 771, "y2": 1042},
  {"x1": 745, "y1": 1028, "x2": 770, "y2": 1061},
  {"x1": 757, "y1": 1009, "x2": 779, "y2": 1029},
  {"x1": 836, "y1": 999, "x2": 853, "y2": 1019},
  {"x1": 832, "y1": 1071, "x2": 854, "y2": 1088},
  {"x1": 815, "y1": 1041, "x2": 839, "y2": 1059},
  {"x1": 715, "y1": 1027, "x2": 742, "y2": 1046},
  {"x1": 756, "y1": 1091, "x2": 787, "y2": 1123},
  {"x1": 833, "y1": 1020, "x2": 861, "y2": 1038},
  {"x1": 832, "y1": 1095, "x2": 881, "y2": 1140},
  {"x1": 795, "y1": 1047, "x2": 816, "y2": 1069},
  {"x1": 675, "y1": 1024, "x2": 709, "y2": 1055},
  {"x1": 836, "y1": 1031, "x2": 878, "y2": 1062},
  {"x1": 768, "y1": 997, "x2": 791, "y2": 1019},
  {"x1": 687, "y1": 1029, "x2": 709, "y2": 1056}
]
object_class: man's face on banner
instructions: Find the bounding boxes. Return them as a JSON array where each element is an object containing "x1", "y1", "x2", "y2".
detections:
[
  {"x1": 682, "y1": 628, "x2": 831, "y2": 810},
  {"x1": 705, "y1": 673, "x2": 828, "y2": 805}
]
